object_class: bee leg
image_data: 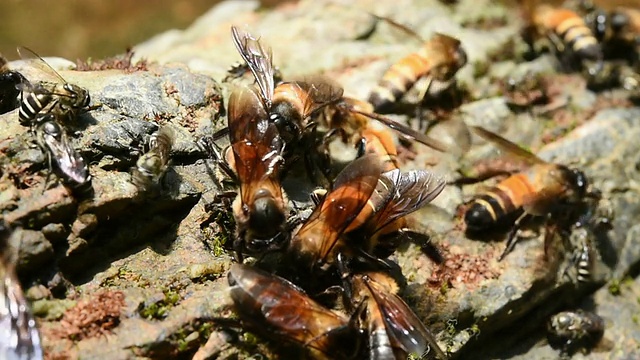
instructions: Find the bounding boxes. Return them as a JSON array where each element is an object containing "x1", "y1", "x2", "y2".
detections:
[
  {"x1": 355, "y1": 247, "x2": 393, "y2": 270},
  {"x1": 403, "y1": 229, "x2": 445, "y2": 265},
  {"x1": 499, "y1": 212, "x2": 531, "y2": 261},
  {"x1": 222, "y1": 62, "x2": 249, "y2": 83}
]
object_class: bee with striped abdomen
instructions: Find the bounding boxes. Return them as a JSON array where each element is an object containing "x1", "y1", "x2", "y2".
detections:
[
  {"x1": 131, "y1": 126, "x2": 175, "y2": 193},
  {"x1": 228, "y1": 263, "x2": 364, "y2": 360},
  {"x1": 35, "y1": 113, "x2": 91, "y2": 191},
  {"x1": 367, "y1": 20, "x2": 467, "y2": 112},
  {"x1": 340, "y1": 267, "x2": 447, "y2": 360},
  {"x1": 521, "y1": 0, "x2": 603, "y2": 72},
  {"x1": 463, "y1": 126, "x2": 590, "y2": 260},
  {"x1": 16, "y1": 47, "x2": 91, "y2": 127},
  {"x1": 0, "y1": 221, "x2": 43, "y2": 360}
]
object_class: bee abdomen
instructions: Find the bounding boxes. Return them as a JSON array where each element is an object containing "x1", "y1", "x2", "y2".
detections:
[
  {"x1": 19, "y1": 92, "x2": 49, "y2": 125},
  {"x1": 369, "y1": 53, "x2": 428, "y2": 111},
  {"x1": 556, "y1": 17, "x2": 601, "y2": 60},
  {"x1": 464, "y1": 190, "x2": 516, "y2": 231}
]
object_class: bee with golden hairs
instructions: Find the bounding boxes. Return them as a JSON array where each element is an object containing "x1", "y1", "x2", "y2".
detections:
[
  {"x1": 521, "y1": 0, "x2": 603, "y2": 72},
  {"x1": 131, "y1": 125, "x2": 175, "y2": 193},
  {"x1": 204, "y1": 86, "x2": 289, "y2": 262},
  {"x1": 227, "y1": 263, "x2": 364, "y2": 360},
  {"x1": 16, "y1": 47, "x2": 91, "y2": 127},
  {"x1": 338, "y1": 262, "x2": 448, "y2": 360},
  {"x1": 366, "y1": 16, "x2": 467, "y2": 112},
  {"x1": 464, "y1": 126, "x2": 591, "y2": 260},
  {"x1": 230, "y1": 26, "x2": 453, "y2": 178},
  {"x1": 0, "y1": 221, "x2": 44, "y2": 360},
  {"x1": 585, "y1": 4, "x2": 639, "y2": 63},
  {"x1": 547, "y1": 309, "x2": 606, "y2": 357}
]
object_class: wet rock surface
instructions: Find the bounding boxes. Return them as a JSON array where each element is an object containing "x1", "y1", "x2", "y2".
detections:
[{"x1": 1, "y1": 0, "x2": 639, "y2": 359}]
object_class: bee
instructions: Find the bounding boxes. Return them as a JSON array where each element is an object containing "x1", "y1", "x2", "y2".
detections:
[
  {"x1": 0, "y1": 221, "x2": 44, "y2": 360},
  {"x1": 586, "y1": 6, "x2": 639, "y2": 63},
  {"x1": 35, "y1": 113, "x2": 91, "y2": 190},
  {"x1": 342, "y1": 269, "x2": 447, "y2": 360},
  {"x1": 463, "y1": 126, "x2": 589, "y2": 260},
  {"x1": 0, "y1": 55, "x2": 26, "y2": 115},
  {"x1": 367, "y1": 29, "x2": 467, "y2": 112},
  {"x1": 230, "y1": 26, "x2": 452, "y2": 175},
  {"x1": 547, "y1": 309, "x2": 605, "y2": 357},
  {"x1": 521, "y1": 1, "x2": 602, "y2": 72},
  {"x1": 227, "y1": 263, "x2": 364, "y2": 360},
  {"x1": 216, "y1": 86, "x2": 288, "y2": 262},
  {"x1": 289, "y1": 154, "x2": 383, "y2": 270},
  {"x1": 16, "y1": 47, "x2": 91, "y2": 127},
  {"x1": 131, "y1": 126, "x2": 175, "y2": 192}
]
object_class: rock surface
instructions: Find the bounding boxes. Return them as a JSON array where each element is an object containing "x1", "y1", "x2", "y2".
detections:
[{"x1": 0, "y1": 0, "x2": 639, "y2": 359}]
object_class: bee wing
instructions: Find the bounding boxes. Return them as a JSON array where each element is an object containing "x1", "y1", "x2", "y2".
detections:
[
  {"x1": 153, "y1": 126, "x2": 175, "y2": 166},
  {"x1": 367, "y1": 169, "x2": 446, "y2": 233},
  {"x1": 228, "y1": 264, "x2": 348, "y2": 350},
  {"x1": 17, "y1": 46, "x2": 68, "y2": 85},
  {"x1": 365, "y1": 277, "x2": 446, "y2": 360},
  {"x1": 0, "y1": 223, "x2": 43, "y2": 360},
  {"x1": 297, "y1": 155, "x2": 382, "y2": 259},
  {"x1": 288, "y1": 76, "x2": 345, "y2": 119},
  {"x1": 366, "y1": 13, "x2": 425, "y2": 44},
  {"x1": 349, "y1": 108, "x2": 453, "y2": 153},
  {"x1": 228, "y1": 87, "x2": 284, "y2": 205},
  {"x1": 230, "y1": 26, "x2": 275, "y2": 107},
  {"x1": 470, "y1": 126, "x2": 546, "y2": 166}
]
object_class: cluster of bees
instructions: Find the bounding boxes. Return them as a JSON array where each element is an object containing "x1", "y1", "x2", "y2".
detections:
[{"x1": 0, "y1": 0, "x2": 637, "y2": 358}]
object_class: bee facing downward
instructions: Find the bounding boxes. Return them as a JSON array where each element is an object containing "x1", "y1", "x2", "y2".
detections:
[{"x1": 131, "y1": 126, "x2": 175, "y2": 193}]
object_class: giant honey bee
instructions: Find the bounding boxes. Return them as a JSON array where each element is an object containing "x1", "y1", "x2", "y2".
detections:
[
  {"x1": 521, "y1": 0, "x2": 603, "y2": 72},
  {"x1": 342, "y1": 269, "x2": 447, "y2": 360},
  {"x1": 230, "y1": 26, "x2": 452, "y2": 176},
  {"x1": 0, "y1": 221, "x2": 44, "y2": 360},
  {"x1": 366, "y1": 22, "x2": 467, "y2": 112},
  {"x1": 35, "y1": 113, "x2": 91, "y2": 190},
  {"x1": 289, "y1": 154, "x2": 383, "y2": 270},
  {"x1": 206, "y1": 86, "x2": 289, "y2": 262},
  {"x1": 227, "y1": 263, "x2": 364, "y2": 360},
  {"x1": 0, "y1": 55, "x2": 26, "y2": 115},
  {"x1": 16, "y1": 47, "x2": 91, "y2": 127},
  {"x1": 547, "y1": 309, "x2": 605, "y2": 357},
  {"x1": 586, "y1": 5, "x2": 639, "y2": 63},
  {"x1": 131, "y1": 126, "x2": 175, "y2": 193},
  {"x1": 464, "y1": 126, "x2": 589, "y2": 260}
]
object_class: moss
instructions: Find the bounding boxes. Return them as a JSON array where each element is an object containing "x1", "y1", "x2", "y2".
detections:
[
  {"x1": 31, "y1": 298, "x2": 77, "y2": 320},
  {"x1": 608, "y1": 276, "x2": 632, "y2": 296},
  {"x1": 138, "y1": 289, "x2": 182, "y2": 320}
]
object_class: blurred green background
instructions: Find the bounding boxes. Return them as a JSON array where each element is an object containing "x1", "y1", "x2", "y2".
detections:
[{"x1": 0, "y1": 0, "x2": 288, "y2": 61}]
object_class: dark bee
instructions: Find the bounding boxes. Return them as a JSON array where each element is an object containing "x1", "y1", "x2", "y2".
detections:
[
  {"x1": 231, "y1": 26, "x2": 452, "y2": 170},
  {"x1": 586, "y1": 6, "x2": 639, "y2": 63},
  {"x1": 367, "y1": 30, "x2": 467, "y2": 112},
  {"x1": 219, "y1": 86, "x2": 288, "y2": 261},
  {"x1": 0, "y1": 55, "x2": 26, "y2": 115},
  {"x1": 0, "y1": 221, "x2": 44, "y2": 360},
  {"x1": 464, "y1": 126, "x2": 589, "y2": 260},
  {"x1": 227, "y1": 263, "x2": 363, "y2": 360},
  {"x1": 342, "y1": 269, "x2": 447, "y2": 360},
  {"x1": 289, "y1": 154, "x2": 382, "y2": 270},
  {"x1": 521, "y1": 0, "x2": 602, "y2": 72},
  {"x1": 17, "y1": 47, "x2": 91, "y2": 127},
  {"x1": 547, "y1": 309, "x2": 605, "y2": 357},
  {"x1": 131, "y1": 126, "x2": 175, "y2": 192},
  {"x1": 35, "y1": 113, "x2": 91, "y2": 189}
]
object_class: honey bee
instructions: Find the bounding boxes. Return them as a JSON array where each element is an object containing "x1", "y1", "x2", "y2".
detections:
[
  {"x1": 463, "y1": 126, "x2": 589, "y2": 260},
  {"x1": 367, "y1": 29, "x2": 467, "y2": 112},
  {"x1": 521, "y1": 0, "x2": 603, "y2": 72},
  {"x1": 342, "y1": 269, "x2": 447, "y2": 360},
  {"x1": 16, "y1": 47, "x2": 91, "y2": 127},
  {"x1": 221, "y1": 86, "x2": 289, "y2": 261},
  {"x1": 231, "y1": 26, "x2": 452, "y2": 173},
  {"x1": 131, "y1": 126, "x2": 175, "y2": 192},
  {"x1": 289, "y1": 154, "x2": 383, "y2": 270},
  {"x1": 0, "y1": 221, "x2": 44, "y2": 360},
  {"x1": 35, "y1": 113, "x2": 91, "y2": 190},
  {"x1": 586, "y1": 6, "x2": 639, "y2": 63},
  {"x1": 547, "y1": 309, "x2": 605, "y2": 357},
  {"x1": 0, "y1": 55, "x2": 26, "y2": 115},
  {"x1": 227, "y1": 263, "x2": 364, "y2": 360}
]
